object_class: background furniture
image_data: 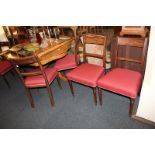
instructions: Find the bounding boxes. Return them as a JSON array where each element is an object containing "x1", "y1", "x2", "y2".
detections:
[
  {"x1": 7, "y1": 38, "x2": 73, "y2": 67},
  {"x1": 0, "y1": 41, "x2": 10, "y2": 52},
  {"x1": 0, "y1": 51, "x2": 13, "y2": 88},
  {"x1": 120, "y1": 26, "x2": 148, "y2": 37},
  {"x1": 98, "y1": 36, "x2": 149, "y2": 116},
  {"x1": 66, "y1": 34, "x2": 107, "y2": 105}
]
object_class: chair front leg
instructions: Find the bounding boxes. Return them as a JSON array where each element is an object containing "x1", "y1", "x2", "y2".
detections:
[
  {"x1": 92, "y1": 87, "x2": 97, "y2": 106},
  {"x1": 56, "y1": 75, "x2": 62, "y2": 89},
  {"x1": 129, "y1": 98, "x2": 135, "y2": 116},
  {"x1": 98, "y1": 87, "x2": 102, "y2": 106},
  {"x1": 68, "y1": 80, "x2": 74, "y2": 96},
  {"x1": 46, "y1": 85, "x2": 55, "y2": 107}
]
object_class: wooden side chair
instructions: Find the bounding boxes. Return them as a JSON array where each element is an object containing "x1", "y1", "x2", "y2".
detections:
[
  {"x1": 97, "y1": 36, "x2": 148, "y2": 116},
  {"x1": 54, "y1": 36, "x2": 80, "y2": 80},
  {"x1": 9, "y1": 54, "x2": 62, "y2": 108},
  {"x1": 66, "y1": 34, "x2": 107, "y2": 105}
]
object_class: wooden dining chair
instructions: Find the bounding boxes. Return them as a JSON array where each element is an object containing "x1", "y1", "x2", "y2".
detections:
[
  {"x1": 54, "y1": 36, "x2": 80, "y2": 79},
  {"x1": 66, "y1": 34, "x2": 107, "y2": 105},
  {"x1": 9, "y1": 54, "x2": 62, "y2": 108},
  {"x1": 97, "y1": 36, "x2": 148, "y2": 116}
]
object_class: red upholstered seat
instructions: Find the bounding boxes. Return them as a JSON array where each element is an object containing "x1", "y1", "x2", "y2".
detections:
[
  {"x1": 54, "y1": 54, "x2": 80, "y2": 71},
  {"x1": 97, "y1": 68, "x2": 142, "y2": 98},
  {"x1": 67, "y1": 63, "x2": 105, "y2": 87},
  {"x1": 25, "y1": 68, "x2": 57, "y2": 87},
  {"x1": 0, "y1": 60, "x2": 13, "y2": 75}
]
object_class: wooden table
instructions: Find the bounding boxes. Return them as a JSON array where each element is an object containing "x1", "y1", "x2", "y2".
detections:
[
  {"x1": 6, "y1": 38, "x2": 73, "y2": 67},
  {"x1": 6, "y1": 38, "x2": 73, "y2": 81}
]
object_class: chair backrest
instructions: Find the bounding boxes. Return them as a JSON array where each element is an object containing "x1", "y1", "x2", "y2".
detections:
[
  {"x1": 8, "y1": 54, "x2": 50, "y2": 86},
  {"x1": 83, "y1": 34, "x2": 107, "y2": 68},
  {"x1": 115, "y1": 36, "x2": 149, "y2": 74},
  {"x1": 79, "y1": 26, "x2": 89, "y2": 34}
]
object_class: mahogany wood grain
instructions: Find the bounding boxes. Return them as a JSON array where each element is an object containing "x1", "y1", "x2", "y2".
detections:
[
  {"x1": 129, "y1": 98, "x2": 135, "y2": 116},
  {"x1": 98, "y1": 87, "x2": 102, "y2": 106},
  {"x1": 68, "y1": 80, "x2": 74, "y2": 96},
  {"x1": 92, "y1": 87, "x2": 97, "y2": 105}
]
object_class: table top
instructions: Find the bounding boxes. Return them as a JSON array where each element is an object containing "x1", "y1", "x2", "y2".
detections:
[{"x1": 6, "y1": 38, "x2": 73, "y2": 66}]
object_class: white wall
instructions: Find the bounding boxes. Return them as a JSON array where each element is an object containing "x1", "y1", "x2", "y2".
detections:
[{"x1": 136, "y1": 27, "x2": 155, "y2": 122}]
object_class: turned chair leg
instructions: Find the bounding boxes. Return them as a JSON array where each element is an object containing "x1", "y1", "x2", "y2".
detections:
[
  {"x1": 25, "y1": 88, "x2": 35, "y2": 108},
  {"x1": 129, "y1": 98, "x2": 135, "y2": 116},
  {"x1": 98, "y1": 87, "x2": 102, "y2": 106},
  {"x1": 3, "y1": 75, "x2": 10, "y2": 88},
  {"x1": 92, "y1": 87, "x2": 97, "y2": 106},
  {"x1": 68, "y1": 80, "x2": 74, "y2": 96},
  {"x1": 56, "y1": 75, "x2": 62, "y2": 89},
  {"x1": 46, "y1": 85, "x2": 55, "y2": 107}
]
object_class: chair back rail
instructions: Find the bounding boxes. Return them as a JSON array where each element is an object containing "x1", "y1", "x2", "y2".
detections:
[
  {"x1": 115, "y1": 36, "x2": 149, "y2": 74},
  {"x1": 8, "y1": 54, "x2": 50, "y2": 87},
  {"x1": 83, "y1": 34, "x2": 107, "y2": 68},
  {"x1": 117, "y1": 37, "x2": 145, "y2": 47}
]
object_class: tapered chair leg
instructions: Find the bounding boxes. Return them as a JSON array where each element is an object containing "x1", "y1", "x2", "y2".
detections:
[
  {"x1": 46, "y1": 85, "x2": 55, "y2": 107},
  {"x1": 3, "y1": 75, "x2": 10, "y2": 88},
  {"x1": 68, "y1": 80, "x2": 74, "y2": 96},
  {"x1": 92, "y1": 87, "x2": 97, "y2": 106},
  {"x1": 25, "y1": 88, "x2": 35, "y2": 108},
  {"x1": 129, "y1": 98, "x2": 135, "y2": 116},
  {"x1": 56, "y1": 75, "x2": 62, "y2": 89},
  {"x1": 98, "y1": 87, "x2": 102, "y2": 105}
]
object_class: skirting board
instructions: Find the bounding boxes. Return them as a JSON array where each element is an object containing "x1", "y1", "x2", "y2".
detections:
[{"x1": 132, "y1": 115, "x2": 155, "y2": 127}]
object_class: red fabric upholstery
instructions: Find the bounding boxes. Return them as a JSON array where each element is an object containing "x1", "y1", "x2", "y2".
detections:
[
  {"x1": 25, "y1": 68, "x2": 57, "y2": 87},
  {"x1": 54, "y1": 54, "x2": 80, "y2": 71},
  {"x1": 0, "y1": 60, "x2": 13, "y2": 75},
  {"x1": 97, "y1": 68, "x2": 142, "y2": 98},
  {"x1": 67, "y1": 63, "x2": 105, "y2": 87}
]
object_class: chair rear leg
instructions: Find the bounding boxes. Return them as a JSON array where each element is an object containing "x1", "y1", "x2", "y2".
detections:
[
  {"x1": 46, "y1": 85, "x2": 55, "y2": 107},
  {"x1": 92, "y1": 87, "x2": 97, "y2": 106},
  {"x1": 68, "y1": 80, "x2": 74, "y2": 96},
  {"x1": 98, "y1": 87, "x2": 102, "y2": 105},
  {"x1": 56, "y1": 75, "x2": 62, "y2": 89},
  {"x1": 25, "y1": 88, "x2": 35, "y2": 108},
  {"x1": 3, "y1": 75, "x2": 10, "y2": 88},
  {"x1": 129, "y1": 98, "x2": 135, "y2": 116}
]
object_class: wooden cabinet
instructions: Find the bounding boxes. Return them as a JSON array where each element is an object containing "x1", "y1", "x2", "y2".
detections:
[{"x1": 120, "y1": 26, "x2": 148, "y2": 37}]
